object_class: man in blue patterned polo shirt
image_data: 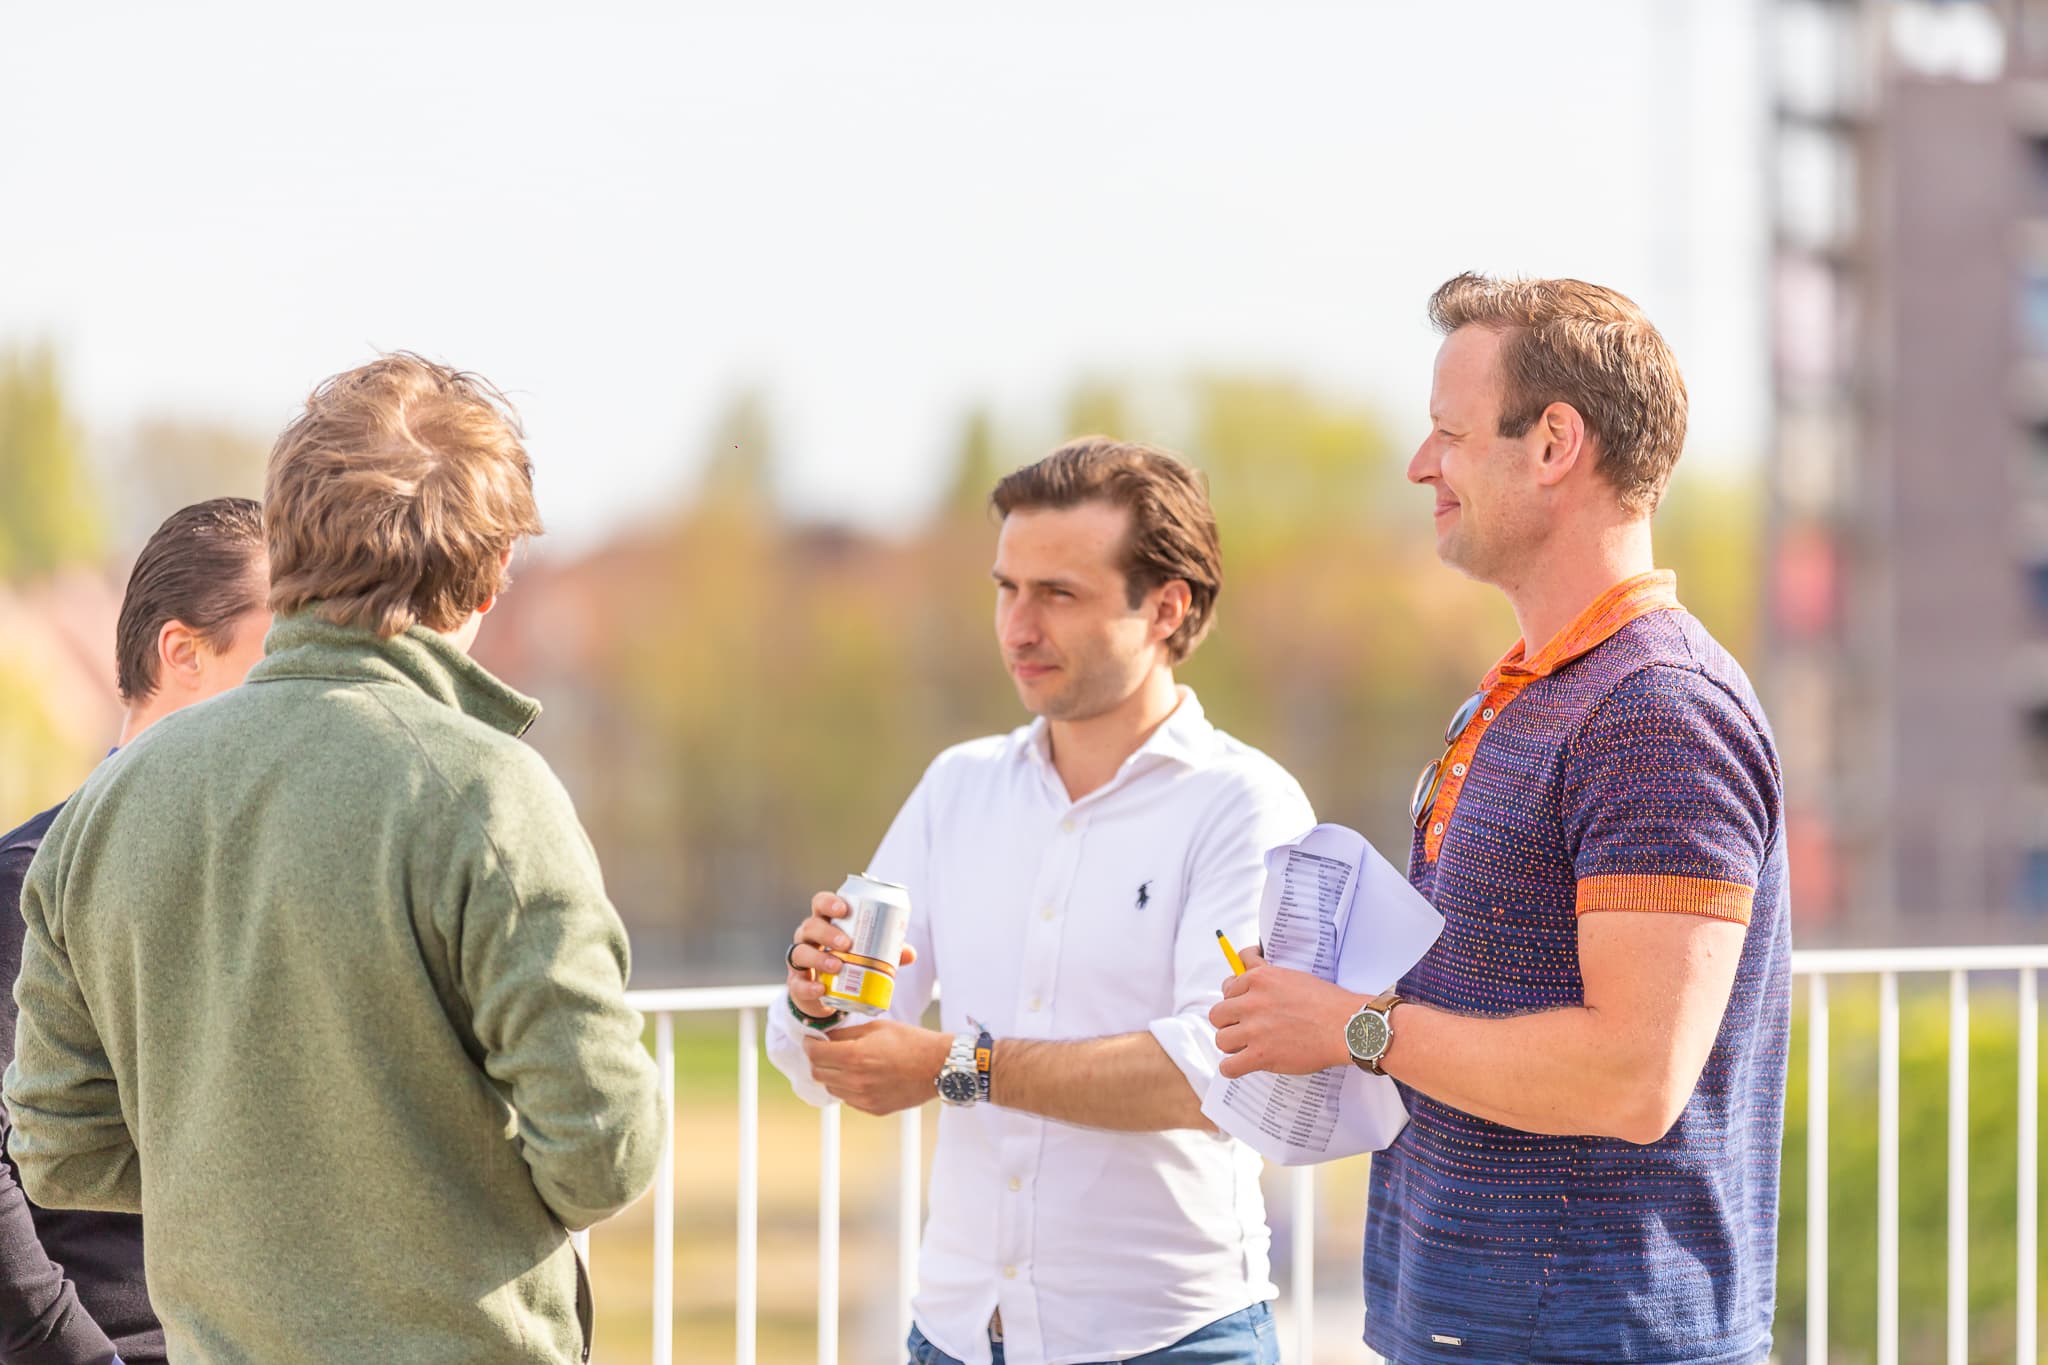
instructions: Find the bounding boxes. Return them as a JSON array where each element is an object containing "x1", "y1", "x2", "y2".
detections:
[{"x1": 1212, "y1": 273, "x2": 1790, "y2": 1364}]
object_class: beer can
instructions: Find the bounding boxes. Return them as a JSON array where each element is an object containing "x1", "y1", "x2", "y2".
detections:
[{"x1": 819, "y1": 872, "x2": 912, "y2": 1017}]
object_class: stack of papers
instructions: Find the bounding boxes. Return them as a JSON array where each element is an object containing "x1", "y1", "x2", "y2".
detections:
[{"x1": 1201, "y1": 824, "x2": 1444, "y2": 1165}]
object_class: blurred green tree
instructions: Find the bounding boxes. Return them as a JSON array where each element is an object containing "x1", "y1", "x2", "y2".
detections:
[
  {"x1": 1656, "y1": 465, "x2": 1762, "y2": 668},
  {"x1": 0, "y1": 346, "x2": 101, "y2": 580},
  {"x1": 0, "y1": 662, "x2": 85, "y2": 820},
  {"x1": 115, "y1": 418, "x2": 268, "y2": 548},
  {"x1": 1061, "y1": 380, "x2": 1130, "y2": 441},
  {"x1": 938, "y1": 407, "x2": 1002, "y2": 520}
]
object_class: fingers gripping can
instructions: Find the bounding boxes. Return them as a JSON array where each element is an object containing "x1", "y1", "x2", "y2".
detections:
[{"x1": 819, "y1": 873, "x2": 912, "y2": 1017}]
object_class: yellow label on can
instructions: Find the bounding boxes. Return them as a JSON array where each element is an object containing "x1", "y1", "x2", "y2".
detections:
[{"x1": 821, "y1": 952, "x2": 897, "y2": 1015}]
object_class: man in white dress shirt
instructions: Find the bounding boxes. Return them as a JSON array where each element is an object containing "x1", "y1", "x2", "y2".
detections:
[{"x1": 768, "y1": 438, "x2": 1314, "y2": 1365}]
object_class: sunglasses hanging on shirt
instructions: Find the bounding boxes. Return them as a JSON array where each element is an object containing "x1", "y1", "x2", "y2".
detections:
[{"x1": 1409, "y1": 689, "x2": 1487, "y2": 830}]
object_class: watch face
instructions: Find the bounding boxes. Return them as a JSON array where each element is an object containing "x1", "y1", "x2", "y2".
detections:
[
  {"x1": 1346, "y1": 1008, "x2": 1390, "y2": 1062},
  {"x1": 937, "y1": 1069, "x2": 977, "y2": 1104}
]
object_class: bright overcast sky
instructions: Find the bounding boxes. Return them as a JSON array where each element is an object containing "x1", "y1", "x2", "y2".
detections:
[{"x1": 3, "y1": 1, "x2": 1765, "y2": 550}]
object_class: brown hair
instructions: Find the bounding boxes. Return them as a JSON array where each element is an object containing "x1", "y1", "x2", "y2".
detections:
[
  {"x1": 1427, "y1": 272, "x2": 1688, "y2": 514},
  {"x1": 989, "y1": 437, "x2": 1222, "y2": 664},
  {"x1": 115, "y1": 497, "x2": 268, "y2": 703},
  {"x1": 265, "y1": 353, "x2": 543, "y2": 637}
]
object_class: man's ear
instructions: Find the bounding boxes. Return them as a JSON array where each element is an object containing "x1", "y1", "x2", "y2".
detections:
[
  {"x1": 1532, "y1": 401, "x2": 1589, "y2": 490},
  {"x1": 1152, "y1": 580, "x2": 1191, "y2": 646},
  {"x1": 477, "y1": 545, "x2": 517, "y2": 616},
  {"x1": 156, "y1": 619, "x2": 203, "y2": 695}
]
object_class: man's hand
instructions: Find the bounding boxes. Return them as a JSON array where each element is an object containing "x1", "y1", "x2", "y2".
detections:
[
  {"x1": 799, "y1": 1020, "x2": 952, "y2": 1115},
  {"x1": 1209, "y1": 946, "x2": 1365, "y2": 1079},
  {"x1": 786, "y1": 891, "x2": 917, "y2": 1018}
]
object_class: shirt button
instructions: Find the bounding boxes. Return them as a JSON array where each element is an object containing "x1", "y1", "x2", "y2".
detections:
[
  {"x1": 1482, "y1": 708, "x2": 1494, "y2": 720},
  {"x1": 1040, "y1": 905, "x2": 1055, "y2": 921},
  {"x1": 1008, "y1": 1177, "x2": 1021, "y2": 1192},
  {"x1": 1060, "y1": 818, "x2": 1075, "y2": 833},
  {"x1": 1430, "y1": 822, "x2": 1444, "y2": 836},
  {"x1": 1451, "y1": 763, "x2": 1466, "y2": 777},
  {"x1": 1004, "y1": 1265, "x2": 1018, "y2": 1280},
  {"x1": 1028, "y1": 996, "x2": 1042, "y2": 1011}
]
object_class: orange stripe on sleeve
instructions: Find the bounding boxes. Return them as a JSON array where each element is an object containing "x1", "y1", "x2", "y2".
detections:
[{"x1": 1575, "y1": 873, "x2": 1754, "y2": 926}]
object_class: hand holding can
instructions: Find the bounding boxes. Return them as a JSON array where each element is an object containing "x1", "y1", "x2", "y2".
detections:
[
  {"x1": 786, "y1": 891, "x2": 854, "y2": 1018},
  {"x1": 818, "y1": 874, "x2": 912, "y2": 1017},
  {"x1": 787, "y1": 875, "x2": 916, "y2": 1019}
]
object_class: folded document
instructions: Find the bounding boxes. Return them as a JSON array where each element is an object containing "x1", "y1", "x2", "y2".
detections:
[{"x1": 1200, "y1": 823, "x2": 1444, "y2": 1165}]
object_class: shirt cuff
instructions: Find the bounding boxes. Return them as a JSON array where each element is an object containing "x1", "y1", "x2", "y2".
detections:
[
  {"x1": 1149, "y1": 1011, "x2": 1225, "y2": 1097},
  {"x1": 769, "y1": 992, "x2": 857, "y2": 1044},
  {"x1": 765, "y1": 996, "x2": 858, "y2": 1110},
  {"x1": 1575, "y1": 873, "x2": 1754, "y2": 925}
]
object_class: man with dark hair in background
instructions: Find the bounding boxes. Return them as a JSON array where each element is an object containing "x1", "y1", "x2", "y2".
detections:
[{"x1": 0, "y1": 496, "x2": 269, "y2": 1365}]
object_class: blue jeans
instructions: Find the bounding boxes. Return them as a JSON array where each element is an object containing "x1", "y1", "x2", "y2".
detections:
[{"x1": 907, "y1": 1302, "x2": 1279, "y2": 1364}]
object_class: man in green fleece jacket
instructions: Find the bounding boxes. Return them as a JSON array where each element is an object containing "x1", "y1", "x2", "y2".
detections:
[{"x1": 3, "y1": 353, "x2": 666, "y2": 1363}]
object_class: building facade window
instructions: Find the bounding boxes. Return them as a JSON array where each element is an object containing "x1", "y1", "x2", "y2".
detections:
[
  {"x1": 2030, "y1": 563, "x2": 2048, "y2": 624},
  {"x1": 2024, "y1": 268, "x2": 2048, "y2": 355},
  {"x1": 2029, "y1": 706, "x2": 2048, "y2": 782},
  {"x1": 2023, "y1": 848, "x2": 2048, "y2": 913},
  {"x1": 1891, "y1": 0, "x2": 2006, "y2": 82}
]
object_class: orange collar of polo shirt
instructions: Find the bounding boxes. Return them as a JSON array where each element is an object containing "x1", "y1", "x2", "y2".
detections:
[{"x1": 1421, "y1": 570, "x2": 1684, "y2": 863}]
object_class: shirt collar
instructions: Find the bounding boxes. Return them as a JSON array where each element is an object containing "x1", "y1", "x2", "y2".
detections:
[
  {"x1": 248, "y1": 611, "x2": 541, "y2": 738},
  {"x1": 1021, "y1": 685, "x2": 1214, "y2": 781},
  {"x1": 1486, "y1": 570, "x2": 1682, "y2": 687}
]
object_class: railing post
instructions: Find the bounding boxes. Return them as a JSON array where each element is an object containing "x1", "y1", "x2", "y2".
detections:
[
  {"x1": 1946, "y1": 970, "x2": 1967, "y2": 1365},
  {"x1": 1292, "y1": 1164, "x2": 1316, "y2": 1365},
  {"x1": 896, "y1": 1107, "x2": 920, "y2": 1352},
  {"x1": 1807, "y1": 971, "x2": 1828, "y2": 1365},
  {"x1": 819, "y1": 1103, "x2": 841, "y2": 1365},
  {"x1": 1878, "y1": 970, "x2": 1899, "y2": 1365},
  {"x1": 654, "y1": 1012, "x2": 676, "y2": 1365},
  {"x1": 737, "y1": 1007, "x2": 759, "y2": 1365},
  {"x1": 2022, "y1": 967, "x2": 2039, "y2": 1365}
]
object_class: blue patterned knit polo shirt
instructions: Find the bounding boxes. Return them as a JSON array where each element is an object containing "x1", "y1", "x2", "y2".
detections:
[{"x1": 1364, "y1": 570, "x2": 1791, "y2": 1365}]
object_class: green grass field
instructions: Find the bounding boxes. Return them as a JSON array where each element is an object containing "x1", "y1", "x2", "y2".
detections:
[{"x1": 588, "y1": 985, "x2": 2046, "y2": 1364}]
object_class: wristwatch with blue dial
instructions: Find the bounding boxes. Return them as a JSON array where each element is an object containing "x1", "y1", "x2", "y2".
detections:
[
  {"x1": 936, "y1": 1018, "x2": 994, "y2": 1106},
  {"x1": 937, "y1": 1034, "x2": 978, "y2": 1105}
]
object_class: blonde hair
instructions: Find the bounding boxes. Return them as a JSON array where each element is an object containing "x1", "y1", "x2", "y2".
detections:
[
  {"x1": 265, "y1": 353, "x2": 543, "y2": 637},
  {"x1": 1428, "y1": 272, "x2": 1688, "y2": 514}
]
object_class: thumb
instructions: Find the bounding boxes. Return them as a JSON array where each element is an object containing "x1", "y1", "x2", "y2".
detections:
[{"x1": 899, "y1": 943, "x2": 918, "y2": 967}]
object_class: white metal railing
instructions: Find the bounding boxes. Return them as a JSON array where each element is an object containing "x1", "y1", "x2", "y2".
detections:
[{"x1": 620, "y1": 945, "x2": 2048, "y2": 1365}]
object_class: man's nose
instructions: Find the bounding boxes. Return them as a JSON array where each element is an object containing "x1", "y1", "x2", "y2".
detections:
[
  {"x1": 999, "y1": 600, "x2": 1040, "y2": 652},
  {"x1": 1407, "y1": 436, "x2": 1439, "y2": 487}
]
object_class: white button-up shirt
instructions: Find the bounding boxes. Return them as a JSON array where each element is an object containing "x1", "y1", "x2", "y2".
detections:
[{"x1": 769, "y1": 689, "x2": 1314, "y2": 1365}]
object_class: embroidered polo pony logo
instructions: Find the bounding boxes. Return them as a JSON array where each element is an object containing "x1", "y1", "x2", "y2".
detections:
[{"x1": 1136, "y1": 880, "x2": 1152, "y2": 910}]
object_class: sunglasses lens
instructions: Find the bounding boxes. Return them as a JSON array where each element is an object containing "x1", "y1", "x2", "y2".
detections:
[
  {"x1": 1444, "y1": 691, "x2": 1485, "y2": 747},
  {"x1": 1410, "y1": 759, "x2": 1443, "y2": 828}
]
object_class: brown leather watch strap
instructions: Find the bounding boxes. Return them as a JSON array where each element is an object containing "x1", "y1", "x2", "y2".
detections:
[{"x1": 1356, "y1": 991, "x2": 1403, "y2": 1076}]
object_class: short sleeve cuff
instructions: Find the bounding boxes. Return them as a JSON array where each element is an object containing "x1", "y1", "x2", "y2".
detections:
[
  {"x1": 1149, "y1": 1012, "x2": 1224, "y2": 1095},
  {"x1": 1575, "y1": 873, "x2": 1754, "y2": 926}
]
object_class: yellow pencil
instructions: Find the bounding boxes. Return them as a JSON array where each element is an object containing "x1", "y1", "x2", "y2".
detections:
[{"x1": 1215, "y1": 929, "x2": 1248, "y2": 976}]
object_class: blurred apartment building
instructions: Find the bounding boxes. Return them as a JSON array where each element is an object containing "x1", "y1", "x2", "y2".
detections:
[{"x1": 1766, "y1": 0, "x2": 2048, "y2": 941}]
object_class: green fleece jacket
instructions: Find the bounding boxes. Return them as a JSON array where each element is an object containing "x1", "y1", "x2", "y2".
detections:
[{"x1": 2, "y1": 615, "x2": 665, "y2": 1364}]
